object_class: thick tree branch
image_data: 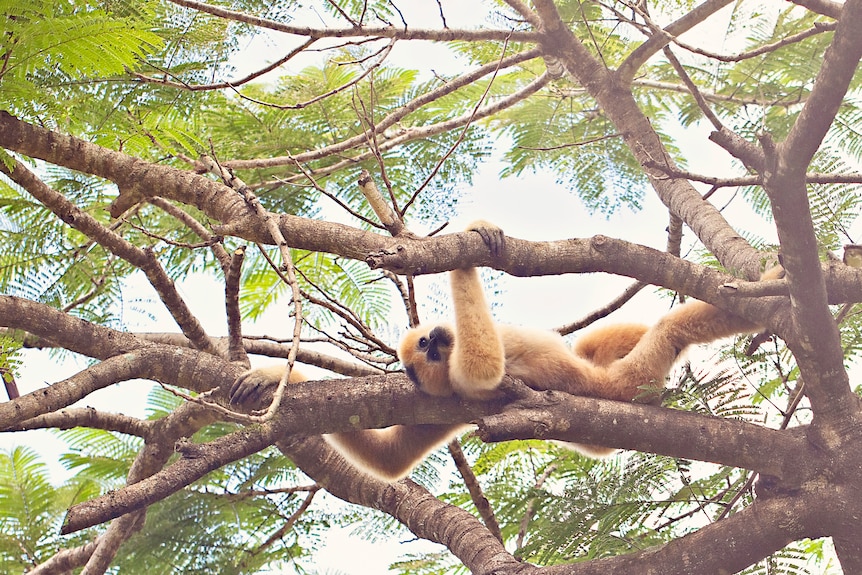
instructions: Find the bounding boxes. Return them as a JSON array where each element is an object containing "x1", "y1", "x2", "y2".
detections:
[
  {"x1": 0, "y1": 341, "x2": 231, "y2": 430},
  {"x1": 279, "y1": 435, "x2": 526, "y2": 574},
  {"x1": 62, "y1": 423, "x2": 277, "y2": 534},
  {"x1": 537, "y1": 488, "x2": 834, "y2": 575},
  {"x1": 476, "y1": 387, "x2": 810, "y2": 481},
  {"x1": 761, "y1": 0, "x2": 862, "y2": 423}
]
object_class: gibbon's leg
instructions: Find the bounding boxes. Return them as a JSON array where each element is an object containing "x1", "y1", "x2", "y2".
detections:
[
  {"x1": 603, "y1": 265, "x2": 784, "y2": 402},
  {"x1": 231, "y1": 365, "x2": 463, "y2": 481},
  {"x1": 325, "y1": 424, "x2": 465, "y2": 481},
  {"x1": 573, "y1": 323, "x2": 649, "y2": 366}
]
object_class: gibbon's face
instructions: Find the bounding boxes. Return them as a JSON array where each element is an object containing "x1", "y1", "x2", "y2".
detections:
[{"x1": 397, "y1": 324, "x2": 455, "y2": 397}]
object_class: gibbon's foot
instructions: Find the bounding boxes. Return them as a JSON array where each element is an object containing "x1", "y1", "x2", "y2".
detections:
[{"x1": 229, "y1": 365, "x2": 285, "y2": 408}]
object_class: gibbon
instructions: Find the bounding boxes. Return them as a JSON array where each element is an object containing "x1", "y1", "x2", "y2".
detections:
[{"x1": 231, "y1": 221, "x2": 780, "y2": 480}]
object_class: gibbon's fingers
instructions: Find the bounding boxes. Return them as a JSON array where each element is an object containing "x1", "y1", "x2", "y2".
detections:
[{"x1": 466, "y1": 220, "x2": 505, "y2": 258}]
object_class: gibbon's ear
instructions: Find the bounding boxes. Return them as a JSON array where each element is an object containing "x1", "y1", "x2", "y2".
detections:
[
  {"x1": 398, "y1": 323, "x2": 456, "y2": 397},
  {"x1": 230, "y1": 364, "x2": 306, "y2": 407}
]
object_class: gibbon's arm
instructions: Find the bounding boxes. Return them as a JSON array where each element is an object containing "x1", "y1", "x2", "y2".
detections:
[
  {"x1": 230, "y1": 365, "x2": 465, "y2": 481},
  {"x1": 397, "y1": 221, "x2": 509, "y2": 399},
  {"x1": 447, "y1": 221, "x2": 507, "y2": 398}
]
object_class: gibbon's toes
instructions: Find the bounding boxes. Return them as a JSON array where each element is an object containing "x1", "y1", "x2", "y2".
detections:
[
  {"x1": 229, "y1": 371, "x2": 275, "y2": 407},
  {"x1": 467, "y1": 220, "x2": 505, "y2": 258}
]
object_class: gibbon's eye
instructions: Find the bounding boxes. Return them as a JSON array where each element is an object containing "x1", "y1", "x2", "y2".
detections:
[{"x1": 418, "y1": 336, "x2": 430, "y2": 350}]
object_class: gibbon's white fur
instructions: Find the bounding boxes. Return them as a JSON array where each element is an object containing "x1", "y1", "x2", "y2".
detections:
[{"x1": 231, "y1": 221, "x2": 781, "y2": 481}]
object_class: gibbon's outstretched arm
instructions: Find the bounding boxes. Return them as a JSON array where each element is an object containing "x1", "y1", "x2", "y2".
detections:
[{"x1": 230, "y1": 364, "x2": 464, "y2": 481}]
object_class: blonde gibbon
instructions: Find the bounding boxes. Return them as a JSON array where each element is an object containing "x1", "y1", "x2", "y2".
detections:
[{"x1": 230, "y1": 221, "x2": 781, "y2": 481}]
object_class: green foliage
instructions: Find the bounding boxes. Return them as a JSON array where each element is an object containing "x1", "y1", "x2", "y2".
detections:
[
  {"x1": 0, "y1": 335, "x2": 21, "y2": 394},
  {"x1": 0, "y1": 0, "x2": 163, "y2": 119},
  {"x1": 0, "y1": 446, "x2": 99, "y2": 572}
]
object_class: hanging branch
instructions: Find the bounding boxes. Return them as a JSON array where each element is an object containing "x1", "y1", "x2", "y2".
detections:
[
  {"x1": 448, "y1": 439, "x2": 503, "y2": 542},
  {"x1": 225, "y1": 246, "x2": 250, "y2": 365},
  {"x1": 199, "y1": 156, "x2": 303, "y2": 421}
]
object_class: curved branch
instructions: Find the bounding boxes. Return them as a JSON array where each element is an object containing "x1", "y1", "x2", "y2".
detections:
[
  {"x1": 0, "y1": 158, "x2": 220, "y2": 356},
  {"x1": 0, "y1": 344, "x2": 228, "y2": 429},
  {"x1": 618, "y1": 0, "x2": 736, "y2": 83},
  {"x1": 538, "y1": 487, "x2": 834, "y2": 575},
  {"x1": 7, "y1": 408, "x2": 151, "y2": 438},
  {"x1": 166, "y1": 0, "x2": 539, "y2": 43},
  {"x1": 0, "y1": 295, "x2": 144, "y2": 360},
  {"x1": 278, "y1": 435, "x2": 524, "y2": 574},
  {"x1": 62, "y1": 423, "x2": 277, "y2": 534}
]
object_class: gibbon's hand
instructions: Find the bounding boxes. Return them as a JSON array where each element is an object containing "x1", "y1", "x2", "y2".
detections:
[
  {"x1": 466, "y1": 220, "x2": 505, "y2": 258},
  {"x1": 229, "y1": 365, "x2": 283, "y2": 408}
]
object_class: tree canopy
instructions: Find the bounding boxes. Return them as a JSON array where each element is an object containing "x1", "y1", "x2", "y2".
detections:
[{"x1": 1, "y1": 0, "x2": 862, "y2": 573}]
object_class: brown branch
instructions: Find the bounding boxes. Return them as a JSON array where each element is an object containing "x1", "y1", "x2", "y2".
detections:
[
  {"x1": 556, "y1": 280, "x2": 647, "y2": 336},
  {"x1": 233, "y1": 39, "x2": 395, "y2": 110},
  {"x1": 0, "y1": 343, "x2": 233, "y2": 430},
  {"x1": 675, "y1": 21, "x2": 837, "y2": 63},
  {"x1": 662, "y1": 46, "x2": 723, "y2": 131},
  {"x1": 131, "y1": 38, "x2": 316, "y2": 92},
  {"x1": 62, "y1": 424, "x2": 278, "y2": 534},
  {"x1": 357, "y1": 169, "x2": 404, "y2": 235},
  {"x1": 448, "y1": 439, "x2": 503, "y2": 542},
  {"x1": 278, "y1": 435, "x2": 522, "y2": 574},
  {"x1": 476, "y1": 385, "x2": 808, "y2": 480},
  {"x1": 0, "y1": 158, "x2": 220, "y2": 356},
  {"x1": 787, "y1": 0, "x2": 842, "y2": 18},
  {"x1": 618, "y1": 0, "x2": 736, "y2": 83},
  {"x1": 402, "y1": 34, "x2": 513, "y2": 215},
  {"x1": 221, "y1": 48, "x2": 543, "y2": 170},
  {"x1": 165, "y1": 0, "x2": 539, "y2": 43},
  {"x1": 760, "y1": 0, "x2": 862, "y2": 423},
  {"x1": 516, "y1": 462, "x2": 557, "y2": 552},
  {"x1": 27, "y1": 539, "x2": 99, "y2": 575},
  {"x1": 225, "y1": 246, "x2": 249, "y2": 365},
  {"x1": 199, "y1": 156, "x2": 304, "y2": 421},
  {"x1": 634, "y1": 79, "x2": 807, "y2": 108},
  {"x1": 7, "y1": 408, "x2": 152, "y2": 438},
  {"x1": 148, "y1": 196, "x2": 231, "y2": 273}
]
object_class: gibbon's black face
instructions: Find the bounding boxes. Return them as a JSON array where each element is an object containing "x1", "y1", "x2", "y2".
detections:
[{"x1": 397, "y1": 323, "x2": 455, "y2": 397}]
